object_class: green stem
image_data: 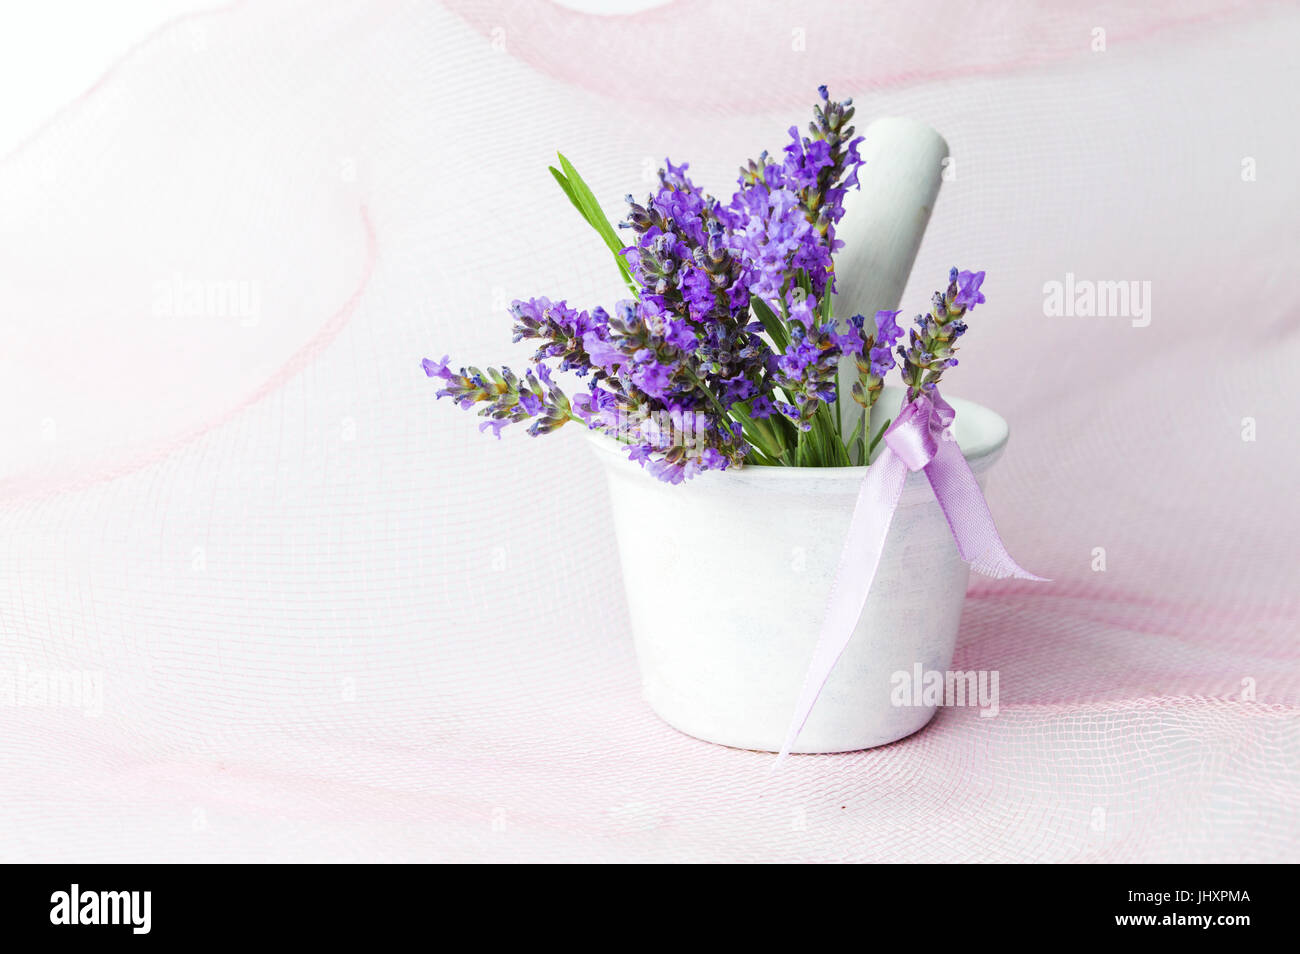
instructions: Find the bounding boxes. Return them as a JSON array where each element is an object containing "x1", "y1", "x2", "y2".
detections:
[
  {"x1": 682, "y1": 367, "x2": 729, "y2": 421},
  {"x1": 866, "y1": 417, "x2": 892, "y2": 461}
]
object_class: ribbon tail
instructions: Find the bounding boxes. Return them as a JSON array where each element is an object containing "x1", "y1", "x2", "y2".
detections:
[
  {"x1": 925, "y1": 439, "x2": 1048, "y2": 582},
  {"x1": 771, "y1": 447, "x2": 909, "y2": 770}
]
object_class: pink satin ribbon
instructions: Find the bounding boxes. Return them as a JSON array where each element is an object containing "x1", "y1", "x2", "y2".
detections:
[{"x1": 774, "y1": 391, "x2": 1045, "y2": 764}]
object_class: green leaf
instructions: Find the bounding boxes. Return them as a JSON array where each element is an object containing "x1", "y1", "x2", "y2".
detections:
[
  {"x1": 548, "y1": 166, "x2": 580, "y2": 210},
  {"x1": 557, "y1": 156, "x2": 629, "y2": 259},
  {"x1": 790, "y1": 401, "x2": 850, "y2": 469},
  {"x1": 753, "y1": 405, "x2": 798, "y2": 463},
  {"x1": 796, "y1": 268, "x2": 813, "y2": 302},
  {"x1": 866, "y1": 417, "x2": 892, "y2": 461},
  {"x1": 846, "y1": 411, "x2": 866, "y2": 466},
  {"x1": 814, "y1": 403, "x2": 850, "y2": 466},
  {"x1": 730, "y1": 402, "x2": 783, "y2": 460},
  {"x1": 550, "y1": 156, "x2": 638, "y2": 295},
  {"x1": 749, "y1": 295, "x2": 789, "y2": 352}
]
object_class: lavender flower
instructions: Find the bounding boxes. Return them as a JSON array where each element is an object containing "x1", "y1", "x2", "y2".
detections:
[
  {"x1": 423, "y1": 356, "x2": 575, "y2": 437},
  {"x1": 620, "y1": 161, "x2": 747, "y2": 327},
  {"x1": 719, "y1": 87, "x2": 864, "y2": 305},
  {"x1": 510, "y1": 297, "x2": 598, "y2": 374},
  {"x1": 845, "y1": 309, "x2": 905, "y2": 410},
  {"x1": 771, "y1": 292, "x2": 841, "y2": 431},
  {"x1": 422, "y1": 89, "x2": 987, "y2": 482},
  {"x1": 898, "y1": 268, "x2": 983, "y2": 399}
]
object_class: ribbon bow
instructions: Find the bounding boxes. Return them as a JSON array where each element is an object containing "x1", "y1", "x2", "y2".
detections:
[{"x1": 774, "y1": 391, "x2": 1045, "y2": 764}]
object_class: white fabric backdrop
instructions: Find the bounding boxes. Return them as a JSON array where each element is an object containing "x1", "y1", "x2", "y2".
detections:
[{"x1": 1, "y1": 0, "x2": 1297, "y2": 862}]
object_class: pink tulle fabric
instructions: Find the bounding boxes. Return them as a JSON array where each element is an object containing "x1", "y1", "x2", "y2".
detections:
[{"x1": 1, "y1": 0, "x2": 1296, "y2": 862}]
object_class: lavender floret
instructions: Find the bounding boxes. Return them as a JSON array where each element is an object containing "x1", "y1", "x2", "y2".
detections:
[{"x1": 422, "y1": 90, "x2": 987, "y2": 480}]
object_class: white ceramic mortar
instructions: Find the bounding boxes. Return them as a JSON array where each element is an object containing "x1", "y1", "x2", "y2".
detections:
[{"x1": 588, "y1": 387, "x2": 1009, "y2": 752}]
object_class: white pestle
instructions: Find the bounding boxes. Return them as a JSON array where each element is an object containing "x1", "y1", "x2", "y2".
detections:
[{"x1": 832, "y1": 117, "x2": 949, "y2": 446}]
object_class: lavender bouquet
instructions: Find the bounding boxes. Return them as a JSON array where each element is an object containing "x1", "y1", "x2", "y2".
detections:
[{"x1": 423, "y1": 88, "x2": 985, "y2": 484}]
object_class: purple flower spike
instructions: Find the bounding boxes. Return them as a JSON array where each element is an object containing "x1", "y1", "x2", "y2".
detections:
[
  {"x1": 897, "y1": 268, "x2": 983, "y2": 400},
  {"x1": 874, "y1": 310, "x2": 903, "y2": 347},
  {"x1": 581, "y1": 332, "x2": 628, "y2": 373},
  {"x1": 421, "y1": 89, "x2": 988, "y2": 480},
  {"x1": 422, "y1": 355, "x2": 453, "y2": 380},
  {"x1": 867, "y1": 345, "x2": 895, "y2": 378},
  {"x1": 953, "y1": 270, "x2": 986, "y2": 310}
]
